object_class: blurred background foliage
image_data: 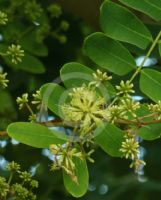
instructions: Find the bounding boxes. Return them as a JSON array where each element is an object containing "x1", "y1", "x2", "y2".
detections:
[{"x1": 0, "y1": 0, "x2": 161, "y2": 199}]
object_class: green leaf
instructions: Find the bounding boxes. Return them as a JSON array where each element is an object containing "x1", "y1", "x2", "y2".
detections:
[
  {"x1": 140, "y1": 69, "x2": 161, "y2": 102},
  {"x1": 100, "y1": 1, "x2": 152, "y2": 49},
  {"x1": 7, "y1": 122, "x2": 66, "y2": 148},
  {"x1": 5, "y1": 53, "x2": 45, "y2": 74},
  {"x1": 159, "y1": 41, "x2": 161, "y2": 56},
  {"x1": 60, "y1": 62, "x2": 93, "y2": 87},
  {"x1": 138, "y1": 123, "x2": 161, "y2": 140},
  {"x1": 63, "y1": 158, "x2": 89, "y2": 197},
  {"x1": 84, "y1": 32, "x2": 135, "y2": 75},
  {"x1": 19, "y1": 31, "x2": 48, "y2": 57},
  {"x1": 40, "y1": 83, "x2": 67, "y2": 118},
  {"x1": 94, "y1": 123, "x2": 124, "y2": 157},
  {"x1": 60, "y1": 62, "x2": 116, "y2": 97},
  {"x1": 119, "y1": 0, "x2": 161, "y2": 21}
]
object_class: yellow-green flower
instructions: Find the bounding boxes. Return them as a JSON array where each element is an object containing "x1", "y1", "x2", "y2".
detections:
[
  {"x1": 0, "y1": 11, "x2": 8, "y2": 25},
  {"x1": 6, "y1": 44, "x2": 24, "y2": 64},
  {"x1": 50, "y1": 143, "x2": 83, "y2": 183},
  {"x1": 120, "y1": 138, "x2": 139, "y2": 160},
  {"x1": 62, "y1": 85, "x2": 108, "y2": 134},
  {"x1": 119, "y1": 98, "x2": 140, "y2": 117},
  {"x1": 6, "y1": 161, "x2": 20, "y2": 172},
  {"x1": 116, "y1": 80, "x2": 134, "y2": 96},
  {"x1": 32, "y1": 90, "x2": 42, "y2": 109},
  {"x1": 0, "y1": 72, "x2": 9, "y2": 89},
  {"x1": 0, "y1": 177, "x2": 9, "y2": 198},
  {"x1": 106, "y1": 105, "x2": 126, "y2": 123},
  {"x1": 90, "y1": 69, "x2": 112, "y2": 87},
  {"x1": 148, "y1": 100, "x2": 161, "y2": 119},
  {"x1": 16, "y1": 93, "x2": 29, "y2": 110}
]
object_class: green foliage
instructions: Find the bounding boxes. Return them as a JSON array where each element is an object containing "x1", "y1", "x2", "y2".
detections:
[
  {"x1": 100, "y1": 1, "x2": 152, "y2": 49},
  {"x1": 0, "y1": 0, "x2": 161, "y2": 198},
  {"x1": 94, "y1": 123, "x2": 124, "y2": 157},
  {"x1": 40, "y1": 83, "x2": 66, "y2": 118},
  {"x1": 0, "y1": 0, "x2": 69, "y2": 74},
  {"x1": 6, "y1": 53, "x2": 46, "y2": 74},
  {"x1": 7, "y1": 122, "x2": 66, "y2": 148},
  {"x1": 60, "y1": 62, "x2": 94, "y2": 87},
  {"x1": 83, "y1": 32, "x2": 136, "y2": 75},
  {"x1": 140, "y1": 69, "x2": 161, "y2": 102},
  {"x1": 159, "y1": 41, "x2": 161, "y2": 57},
  {"x1": 138, "y1": 123, "x2": 161, "y2": 140},
  {"x1": 0, "y1": 161, "x2": 38, "y2": 200},
  {"x1": 63, "y1": 158, "x2": 89, "y2": 197},
  {"x1": 119, "y1": 0, "x2": 161, "y2": 21},
  {"x1": 19, "y1": 31, "x2": 48, "y2": 57}
]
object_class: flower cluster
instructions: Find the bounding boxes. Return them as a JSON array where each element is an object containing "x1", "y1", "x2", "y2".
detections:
[
  {"x1": 148, "y1": 100, "x2": 161, "y2": 119},
  {"x1": 0, "y1": 72, "x2": 9, "y2": 89},
  {"x1": 24, "y1": 0, "x2": 43, "y2": 21},
  {"x1": 16, "y1": 93, "x2": 29, "y2": 110},
  {"x1": 16, "y1": 90, "x2": 44, "y2": 122},
  {"x1": 106, "y1": 105, "x2": 125, "y2": 123},
  {"x1": 116, "y1": 80, "x2": 134, "y2": 97},
  {"x1": 120, "y1": 137, "x2": 139, "y2": 160},
  {"x1": 106, "y1": 80, "x2": 140, "y2": 123},
  {"x1": 7, "y1": 161, "x2": 21, "y2": 172},
  {"x1": 50, "y1": 143, "x2": 83, "y2": 183},
  {"x1": 0, "y1": 161, "x2": 38, "y2": 200},
  {"x1": 62, "y1": 84, "x2": 108, "y2": 135},
  {"x1": 0, "y1": 177, "x2": 9, "y2": 199},
  {"x1": 47, "y1": 4, "x2": 62, "y2": 18},
  {"x1": 32, "y1": 90, "x2": 42, "y2": 109},
  {"x1": 14, "y1": 69, "x2": 150, "y2": 176},
  {"x1": 120, "y1": 133, "x2": 145, "y2": 172},
  {"x1": 13, "y1": 183, "x2": 36, "y2": 200},
  {"x1": 6, "y1": 44, "x2": 24, "y2": 64},
  {"x1": 0, "y1": 11, "x2": 8, "y2": 25},
  {"x1": 62, "y1": 70, "x2": 141, "y2": 132},
  {"x1": 119, "y1": 98, "x2": 140, "y2": 117},
  {"x1": 60, "y1": 69, "x2": 145, "y2": 174},
  {"x1": 90, "y1": 69, "x2": 112, "y2": 87}
]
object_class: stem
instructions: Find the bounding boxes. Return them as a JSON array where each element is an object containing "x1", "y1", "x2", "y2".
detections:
[
  {"x1": 25, "y1": 103, "x2": 34, "y2": 116},
  {"x1": 129, "y1": 31, "x2": 161, "y2": 83},
  {"x1": 0, "y1": 131, "x2": 8, "y2": 137},
  {"x1": 1, "y1": 116, "x2": 161, "y2": 138},
  {"x1": 108, "y1": 97, "x2": 118, "y2": 108},
  {"x1": 8, "y1": 172, "x2": 13, "y2": 185},
  {"x1": 117, "y1": 117, "x2": 161, "y2": 126}
]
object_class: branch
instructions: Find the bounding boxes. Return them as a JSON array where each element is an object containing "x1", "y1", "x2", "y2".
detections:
[
  {"x1": 1, "y1": 116, "x2": 161, "y2": 138},
  {"x1": 116, "y1": 118, "x2": 161, "y2": 126},
  {"x1": 0, "y1": 131, "x2": 8, "y2": 137}
]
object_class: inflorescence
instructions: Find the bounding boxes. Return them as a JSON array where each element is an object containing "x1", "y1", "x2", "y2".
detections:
[
  {"x1": 0, "y1": 72, "x2": 9, "y2": 89},
  {"x1": 15, "y1": 68, "x2": 161, "y2": 180},
  {"x1": 0, "y1": 161, "x2": 38, "y2": 200},
  {"x1": 60, "y1": 70, "x2": 145, "y2": 173}
]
